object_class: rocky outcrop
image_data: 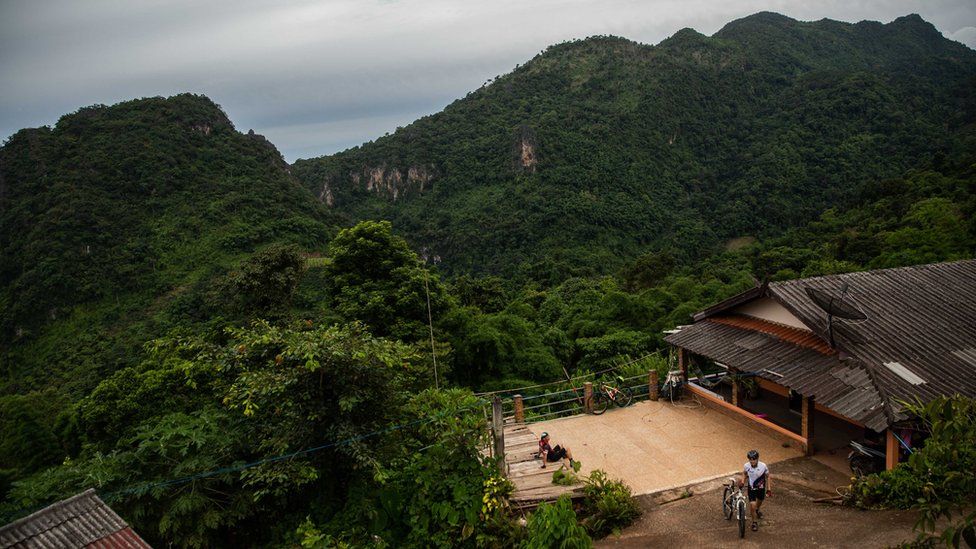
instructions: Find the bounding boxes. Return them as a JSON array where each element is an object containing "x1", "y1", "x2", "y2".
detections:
[
  {"x1": 513, "y1": 125, "x2": 538, "y2": 173},
  {"x1": 360, "y1": 164, "x2": 433, "y2": 200},
  {"x1": 318, "y1": 164, "x2": 435, "y2": 206},
  {"x1": 319, "y1": 180, "x2": 335, "y2": 206}
]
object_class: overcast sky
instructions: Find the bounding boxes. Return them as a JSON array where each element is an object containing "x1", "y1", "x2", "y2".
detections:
[{"x1": 1, "y1": 1, "x2": 974, "y2": 162}]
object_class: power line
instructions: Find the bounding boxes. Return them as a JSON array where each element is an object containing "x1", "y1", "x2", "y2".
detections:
[
  {"x1": 476, "y1": 351, "x2": 664, "y2": 397},
  {"x1": 102, "y1": 398, "x2": 489, "y2": 500},
  {"x1": 8, "y1": 398, "x2": 489, "y2": 520}
]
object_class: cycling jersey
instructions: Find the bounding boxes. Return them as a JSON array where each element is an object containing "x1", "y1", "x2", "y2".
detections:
[{"x1": 744, "y1": 461, "x2": 768, "y2": 490}]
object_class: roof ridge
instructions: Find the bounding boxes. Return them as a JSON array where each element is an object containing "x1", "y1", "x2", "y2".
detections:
[
  {"x1": 769, "y1": 258, "x2": 976, "y2": 287},
  {"x1": 852, "y1": 355, "x2": 900, "y2": 427}
]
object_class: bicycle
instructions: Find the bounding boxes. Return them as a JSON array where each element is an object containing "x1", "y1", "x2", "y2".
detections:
[
  {"x1": 722, "y1": 476, "x2": 749, "y2": 539},
  {"x1": 589, "y1": 378, "x2": 633, "y2": 415}
]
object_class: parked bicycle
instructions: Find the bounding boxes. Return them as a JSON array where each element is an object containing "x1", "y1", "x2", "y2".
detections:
[
  {"x1": 722, "y1": 476, "x2": 749, "y2": 538},
  {"x1": 848, "y1": 440, "x2": 886, "y2": 477},
  {"x1": 589, "y1": 377, "x2": 633, "y2": 415}
]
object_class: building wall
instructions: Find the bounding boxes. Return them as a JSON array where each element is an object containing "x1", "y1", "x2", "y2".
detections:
[{"x1": 733, "y1": 297, "x2": 809, "y2": 330}]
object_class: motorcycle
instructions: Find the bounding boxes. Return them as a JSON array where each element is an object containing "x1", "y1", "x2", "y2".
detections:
[{"x1": 848, "y1": 440, "x2": 886, "y2": 477}]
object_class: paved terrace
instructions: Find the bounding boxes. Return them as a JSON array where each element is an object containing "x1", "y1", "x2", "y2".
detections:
[{"x1": 509, "y1": 399, "x2": 801, "y2": 499}]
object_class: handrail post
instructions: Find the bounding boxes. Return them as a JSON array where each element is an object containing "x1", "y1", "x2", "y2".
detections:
[
  {"x1": 649, "y1": 370, "x2": 659, "y2": 401},
  {"x1": 678, "y1": 348, "x2": 688, "y2": 382},
  {"x1": 492, "y1": 396, "x2": 505, "y2": 474},
  {"x1": 513, "y1": 394, "x2": 524, "y2": 423},
  {"x1": 583, "y1": 382, "x2": 593, "y2": 414}
]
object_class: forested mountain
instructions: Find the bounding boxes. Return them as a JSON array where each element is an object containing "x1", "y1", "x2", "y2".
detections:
[
  {"x1": 292, "y1": 12, "x2": 976, "y2": 280},
  {"x1": 0, "y1": 12, "x2": 974, "y2": 548},
  {"x1": 0, "y1": 93, "x2": 337, "y2": 399}
]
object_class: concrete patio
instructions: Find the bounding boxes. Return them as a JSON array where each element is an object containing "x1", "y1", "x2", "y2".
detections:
[{"x1": 530, "y1": 399, "x2": 802, "y2": 495}]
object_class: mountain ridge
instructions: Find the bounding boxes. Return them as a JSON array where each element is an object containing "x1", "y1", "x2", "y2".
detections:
[{"x1": 291, "y1": 12, "x2": 976, "y2": 279}]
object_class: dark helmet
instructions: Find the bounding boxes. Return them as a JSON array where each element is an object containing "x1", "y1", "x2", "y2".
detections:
[
  {"x1": 747, "y1": 449, "x2": 759, "y2": 460},
  {"x1": 541, "y1": 432, "x2": 549, "y2": 440}
]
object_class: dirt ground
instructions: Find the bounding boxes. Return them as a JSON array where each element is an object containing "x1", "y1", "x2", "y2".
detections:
[{"x1": 596, "y1": 458, "x2": 920, "y2": 548}]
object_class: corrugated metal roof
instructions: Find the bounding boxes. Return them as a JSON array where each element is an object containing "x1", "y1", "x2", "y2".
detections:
[
  {"x1": 769, "y1": 259, "x2": 976, "y2": 409},
  {"x1": 665, "y1": 320, "x2": 889, "y2": 430},
  {"x1": 708, "y1": 315, "x2": 835, "y2": 355},
  {"x1": 0, "y1": 490, "x2": 152, "y2": 549},
  {"x1": 666, "y1": 259, "x2": 976, "y2": 431}
]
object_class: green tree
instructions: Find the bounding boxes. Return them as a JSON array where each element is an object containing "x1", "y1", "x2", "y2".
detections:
[
  {"x1": 218, "y1": 243, "x2": 308, "y2": 319},
  {"x1": 322, "y1": 221, "x2": 453, "y2": 342}
]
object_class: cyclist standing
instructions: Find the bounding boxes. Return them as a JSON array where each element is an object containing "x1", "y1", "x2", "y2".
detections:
[{"x1": 739, "y1": 449, "x2": 772, "y2": 532}]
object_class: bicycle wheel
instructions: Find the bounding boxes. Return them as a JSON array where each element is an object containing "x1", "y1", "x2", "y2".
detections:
[
  {"x1": 849, "y1": 455, "x2": 870, "y2": 478},
  {"x1": 737, "y1": 499, "x2": 747, "y2": 538},
  {"x1": 614, "y1": 387, "x2": 634, "y2": 407},
  {"x1": 722, "y1": 486, "x2": 733, "y2": 520},
  {"x1": 590, "y1": 392, "x2": 610, "y2": 415}
]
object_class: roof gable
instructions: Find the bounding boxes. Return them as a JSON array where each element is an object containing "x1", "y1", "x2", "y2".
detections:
[{"x1": 730, "y1": 297, "x2": 810, "y2": 330}]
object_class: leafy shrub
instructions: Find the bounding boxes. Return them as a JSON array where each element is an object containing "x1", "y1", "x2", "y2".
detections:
[
  {"x1": 580, "y1": 470, "x2": 641, "y2": 538},
  {"x1": 551, "y1": 469, "x2": 580, "y2": 486},
  {"x1": 522, "y1": 496, "x2": 591, "y2": 549},
  {"x1": 847, "y1": 396, "x2": 975, "y2": 547}
]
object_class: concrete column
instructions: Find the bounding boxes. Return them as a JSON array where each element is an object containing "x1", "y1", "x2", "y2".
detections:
[
  {"x1": 678, "y1": 348, "x2": 688, "y2": 381},
  {"x1": 802, "y1": 395, "x2": 816, "y2": 456},
  {"x1": 731, "y1": 377, "x2": 742, "y2": 408},
  {"x1": 513, "y1": 394, "x2": 524, "y2": 424},
  {"x1": 649, "y1": 370, "x2": 659, "y2": 401},
  {"x1": 886, "y1": 429, "x2": 900, "y2": 471},
  {"x1": 491, "y1": 396, "x2": 505, "y2": 474},
  {"x1": 583, "y1": 382, "x2": 593, "y2": 413}
]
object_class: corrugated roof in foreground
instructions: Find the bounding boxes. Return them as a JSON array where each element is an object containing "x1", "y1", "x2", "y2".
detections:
[{"x1": 0, "y1": 489, "x2": 151, "y2": 549}]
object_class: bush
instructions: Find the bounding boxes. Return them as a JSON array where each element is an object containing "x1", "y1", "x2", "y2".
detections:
[
  {"x1": 580, "y1": 470, "x2": 641, "y2": 538},
  {"x1": 522, "y1": 496, "x2": 591, "y2": 549},
  {"x1": 847, "y1": 396, "x2": 975, "y2": 547},
  {"x1": 551, "y1": 469, "x2": 581, "y2": 486}
]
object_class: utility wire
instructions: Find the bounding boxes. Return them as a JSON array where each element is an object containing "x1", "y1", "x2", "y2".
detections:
[
  {"x1": 476, "y1": 351, "x2": 663, "y2": 396},
  {"x1": 103, "y1": 398, "x2": 489, "y2": 500},
  {"x1": 8, "y1": 398, "x2": 489, "y2": 521}
]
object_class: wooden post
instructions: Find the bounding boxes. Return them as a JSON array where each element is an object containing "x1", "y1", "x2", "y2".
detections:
[
  {"x1": 885, "y1": 429, "x2": 899, "y2": 471},
  {"x1": 513, "y1": 394, "x2": 524, "y2": 424},
  {"x1": 802, "y1": 395, "x2": 816, "y2": 456},
  {"x1": 491, "y1": 396, "x2": 505, "y2": 473},
  {"x1": 649, "y1": 370, "x2": 659, "y2": 401},
  {"x1": 583, "y1": 382, "x2": 593, "y2": 414},
  {"x1": 731, "y1": 376, "x2": 742, "y2": 408},
  {"x1": 678, "y1": 348, "x2": 688, "y2": 382}
]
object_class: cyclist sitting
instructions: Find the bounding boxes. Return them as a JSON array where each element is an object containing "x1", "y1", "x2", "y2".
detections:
[
  {"x1": 739, "y1": 449, "x2": 772, "y2": 531},
  {"x1": 538, "y1": 432, "x2": 577, "y2": 470}
]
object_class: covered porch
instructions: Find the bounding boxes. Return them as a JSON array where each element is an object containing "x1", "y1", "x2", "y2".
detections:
[{"x1": 669, "y1": 333, "x2": 905, "y2": 472}]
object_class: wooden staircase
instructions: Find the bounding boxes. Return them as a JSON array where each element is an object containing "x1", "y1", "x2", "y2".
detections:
[{"x1": 503, "y1": 423, "x2": 584, "y2": 510}]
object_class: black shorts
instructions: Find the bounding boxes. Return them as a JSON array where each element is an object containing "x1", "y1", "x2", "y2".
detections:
[
  {"x1": 748, "y1": 487, "x2": 766, "y2": 502},
  {"x1": 546, "y1": 445, "x2": 567, "y2": 462}
]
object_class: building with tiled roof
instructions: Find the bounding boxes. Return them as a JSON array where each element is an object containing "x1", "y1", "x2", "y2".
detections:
[
  {"x1": 0, "y1": 489, "x2": 151, "y2": 548},
  {"x1": 664, "y1": 259, "x2": 976, "y2": 469}
]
